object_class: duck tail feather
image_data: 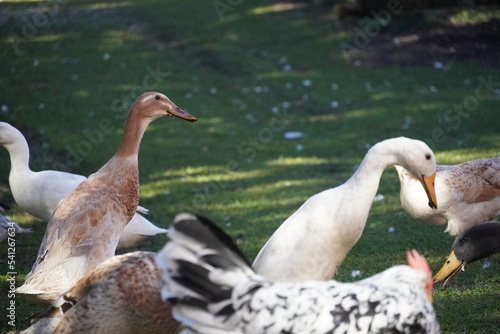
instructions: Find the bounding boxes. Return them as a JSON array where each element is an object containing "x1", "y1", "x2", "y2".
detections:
[{"x1": 157, "y1": 212, "x2": 262, "y2": 333}]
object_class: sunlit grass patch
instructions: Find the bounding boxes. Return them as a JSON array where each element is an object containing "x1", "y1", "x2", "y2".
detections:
[{"x1": 0, "y1": 0, "x2": 499, "y2": 331}]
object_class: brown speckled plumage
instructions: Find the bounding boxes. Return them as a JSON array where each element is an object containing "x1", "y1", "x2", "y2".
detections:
[
  {"x1": 21, "y1": 252, "x2": 180, "y2": 334},
  {"x1": 397, "y1": 156, "x2": 500, "y2": 236},
  {"x1": 443, "y1": 159, "x2": 500, "y2": 203},
  {"x1": 17, "y1": 92, "x2": 196, "y2": 306}
]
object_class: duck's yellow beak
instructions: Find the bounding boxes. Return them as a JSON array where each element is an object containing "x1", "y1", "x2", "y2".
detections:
[
  {"x1": 421, "y1": 172, "x2": 437, "y2": 209},
  {"x1": 433, "y1": 250, "x2": 465, "y2": 290}
]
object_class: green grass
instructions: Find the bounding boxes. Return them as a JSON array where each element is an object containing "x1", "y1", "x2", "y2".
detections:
[{"x1": 1, "y1": 0, "x2": 500, "y2": 332}]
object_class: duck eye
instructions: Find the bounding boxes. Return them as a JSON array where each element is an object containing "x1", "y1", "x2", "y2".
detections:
[
  {"x1": 155, "y1": 95, "x2": 161, "y2": 100},
  {"x1": 425, "y1": 154, "x2": 431, "y2": 160}
]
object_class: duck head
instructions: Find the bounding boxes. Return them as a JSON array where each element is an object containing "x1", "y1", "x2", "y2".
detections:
[
  {"x1": 396, "y1": 139, "x2": 438, "y2": 209},
  {"x1": 434, "y1": 221, "x2": 500, "y2": 290},
  {"x1": 132, "y1": 92, "x2": 197, "y2": 123},
  {"x1": 0, "y1": 122, "x2": 22, "y2": 147}
]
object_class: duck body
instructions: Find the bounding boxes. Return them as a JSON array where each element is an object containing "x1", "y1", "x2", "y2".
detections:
[
  {"x1": 159, "y1": 213, "x2": 440, "y2": 334},
  {"x1": 254, "y1": 183, "x2": 377, "y2": 281},
  {"x1": 17, "y1": 151, "x2": 140, "y2": 305},
  {"x1": 0, "y1": 121, "x2": 167, "y2": 250},
  {"x1": 396, "y1": 156, "x2": 500, "y2": 236},
  {"x1": 252, "y1": 137, "x2": 437, "y2": 281},
  {"x1": 434, "y1": 221, "x2": 500, "y2": 289},
  {"x1": 10, "y1": 168, "x2": 86, "y2": 223},
  {"x1": 20, "y1": 252, "x2": 180, "y2": 334},
  {"x1": 16, "y1": 92, "x2": 196, "y2": 306}
]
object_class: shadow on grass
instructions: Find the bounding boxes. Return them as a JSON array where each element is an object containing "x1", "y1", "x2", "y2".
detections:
[{"x1": 1, "y1": 0, "x2": 499, "y2": 332}]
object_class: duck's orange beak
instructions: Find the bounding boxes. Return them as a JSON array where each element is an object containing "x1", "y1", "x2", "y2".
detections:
[{"x1": 421, "y1": 172, "x2": 437, "y2": 209}]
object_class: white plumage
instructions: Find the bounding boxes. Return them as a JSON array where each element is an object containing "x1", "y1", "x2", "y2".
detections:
[
  {"x1": 0, "y1": 121, "x2": 167, "y2": 249},
  {"x1": 158, "y1": 213, "x2": 440, "y2": 334},
  {"x1": 396, "y1": 156, "x2": 500, "y2": 236},
  {"x1": 252, "y1": 137, "x2": 437, "y2": 281}
]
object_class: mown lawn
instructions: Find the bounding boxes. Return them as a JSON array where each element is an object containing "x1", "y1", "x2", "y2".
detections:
[{"x1": 0, "y1": 0, "x2": 499, "y2": 332}]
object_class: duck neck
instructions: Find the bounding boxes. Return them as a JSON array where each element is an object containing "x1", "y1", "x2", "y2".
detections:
[
  {"x1": 115, "y1": 110, "x2": 150, "y2": 158},
  {"x1": 5, "y1": 134, "x2": 32, "y2": 176},
  {"x1": 347, "y1": 140, "x2": 400, "y2": 191}
]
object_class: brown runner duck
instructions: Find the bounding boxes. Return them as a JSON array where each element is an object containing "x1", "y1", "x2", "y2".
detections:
[
  {"x1": 17, "y1": 92, "x2": 196, "y2": 306},
  {"x1": 0, "y1": 121, "x2": 168, "y2": 250}
]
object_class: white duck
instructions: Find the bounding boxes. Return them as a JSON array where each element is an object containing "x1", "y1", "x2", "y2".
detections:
[
  {"x1": 252, "y1": 137, "x2": 437, "y2": 282},
  {"x1": 158, "y1": 213, "x2": 440, "y2": 334},
  {"x1": 396, "y1": 156, "x2": 500, "y2": 236},
  {"x1": 0, "y1": 121, "x2": 166, "y2": 250},
  {"x1": 16, "y1": 92, "x2": 196, "y2": 306},
  {"x1": 20, "y1": 252, "x2": 180, "y2": 334}
]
